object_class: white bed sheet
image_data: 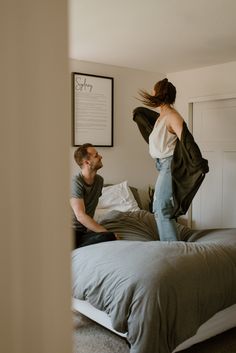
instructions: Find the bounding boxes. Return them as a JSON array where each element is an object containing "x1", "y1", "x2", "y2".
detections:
[{"x1": 72, "y1": 298, "x2": 236, "y2": 352}]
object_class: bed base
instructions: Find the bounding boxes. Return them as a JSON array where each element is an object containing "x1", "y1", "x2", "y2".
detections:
[{"x1": 72, "y1": 298, "x2": 236, "y2": 352}]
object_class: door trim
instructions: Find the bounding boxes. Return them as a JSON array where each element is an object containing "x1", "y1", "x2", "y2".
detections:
[{"x1": 188, "y1": 93, "x2": 236, "y2": 104}]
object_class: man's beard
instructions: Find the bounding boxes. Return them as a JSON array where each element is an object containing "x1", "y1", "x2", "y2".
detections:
[{"x1": 90, "y1": 161, "x2": 103, "y2": 171}]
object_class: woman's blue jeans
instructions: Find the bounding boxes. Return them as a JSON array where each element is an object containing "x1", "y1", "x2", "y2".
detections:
[{"x1": 153, "y1": 156, "x2": 179, "y2": 241}]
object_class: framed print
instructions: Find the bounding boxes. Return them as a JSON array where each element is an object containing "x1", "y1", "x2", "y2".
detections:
[{"x1": 72, "y1": 72, "x2": 114, "y2": 146}]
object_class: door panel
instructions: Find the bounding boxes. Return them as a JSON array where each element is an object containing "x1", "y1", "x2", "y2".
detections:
[
  {"x1": 222, "y1": 152, "x2": 236, "y2": 227},
  {"x1": 192, "y1": 98, "x2": 236, "y2": 229}
]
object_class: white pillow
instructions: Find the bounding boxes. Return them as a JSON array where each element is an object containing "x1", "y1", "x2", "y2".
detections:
[{"x1": 97, "y1": 181, "x2": 140, "y2": 213}]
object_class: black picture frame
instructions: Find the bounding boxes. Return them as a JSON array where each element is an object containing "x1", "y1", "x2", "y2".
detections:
[{"x1": 72, "y1": 72, "x2": 114, "y2": 147}]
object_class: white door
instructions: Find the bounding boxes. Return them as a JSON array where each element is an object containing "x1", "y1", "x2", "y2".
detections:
[{"x1": 191, "y1": 98, "x2": 236, "y2": 229}]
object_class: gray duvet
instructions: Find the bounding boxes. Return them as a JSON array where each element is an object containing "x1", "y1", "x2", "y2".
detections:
[{"x1": 72, "y1": 210, "x2": 236, "y2": 353}]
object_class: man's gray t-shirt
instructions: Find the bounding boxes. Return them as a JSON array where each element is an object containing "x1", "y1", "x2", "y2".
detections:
[{"x1": 71, "y1": 173, "x2": 104, "y2": 231}]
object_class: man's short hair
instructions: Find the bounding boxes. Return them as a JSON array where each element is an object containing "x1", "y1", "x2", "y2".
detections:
[{"x1": 74, "y1": 143, "x2": 93, "y2": 167}]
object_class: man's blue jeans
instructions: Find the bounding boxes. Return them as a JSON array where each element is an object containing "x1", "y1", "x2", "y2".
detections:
[{"x1": 153, "y1": 156, "x2": 179, "y2": 241}]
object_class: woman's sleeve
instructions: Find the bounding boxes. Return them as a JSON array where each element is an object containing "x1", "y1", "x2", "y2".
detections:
[{"x1": 133, "y1": 106, "x2": 159, "y2": 143}]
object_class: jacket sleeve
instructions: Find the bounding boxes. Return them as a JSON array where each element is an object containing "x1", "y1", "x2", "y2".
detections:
[
  {"x1": 181, "y1": 124, "x2": 209, "y2": 174},
  {"x1": 133, "y1": 107, "x2": 159, "y2": 143},
  {"x1": 171, "y1": 123, "x2": 209, "y2": 218}
]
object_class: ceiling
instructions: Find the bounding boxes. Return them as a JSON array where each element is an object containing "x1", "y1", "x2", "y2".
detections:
[{"x1": 69, "y1": 0, "x2": 236, "y2": 73}]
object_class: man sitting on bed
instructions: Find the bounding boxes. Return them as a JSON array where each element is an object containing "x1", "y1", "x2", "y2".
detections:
[{"x1": 70, "y1": 143, "x2": 117, "y2": 249}]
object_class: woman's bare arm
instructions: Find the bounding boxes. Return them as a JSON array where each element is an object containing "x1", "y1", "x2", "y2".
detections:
[{"x1": 167, "y1": 111, "x2": 184, "y2": 140}]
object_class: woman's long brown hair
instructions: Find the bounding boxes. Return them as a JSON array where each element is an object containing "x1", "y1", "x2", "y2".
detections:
[{"x1": 138, "y1": 78, "x2": 176, "y2": 108}]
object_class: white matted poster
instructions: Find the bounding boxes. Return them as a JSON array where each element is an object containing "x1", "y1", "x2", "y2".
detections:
[{"x1": 72, "y1": 72, "x2": 113, "y2": 146}]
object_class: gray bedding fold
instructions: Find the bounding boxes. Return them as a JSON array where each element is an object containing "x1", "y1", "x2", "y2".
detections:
[
  {"x1": 72, "y1": 210, "x2": 236, "y2": 353},
  {"x1": 99, "y1": 210, "x2": 194, "y2": 242}
]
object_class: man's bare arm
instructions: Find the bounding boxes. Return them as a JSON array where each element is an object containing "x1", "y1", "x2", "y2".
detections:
[{"x1": 70, "y1": 197, "x2": 108, "y2": 233}]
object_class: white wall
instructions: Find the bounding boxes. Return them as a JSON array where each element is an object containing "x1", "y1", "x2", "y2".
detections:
[
  {"x1": 70, "y1": 60, "x2": 164, "y2": 207},
  {"x1": 1, "y1": 2, "x2": 72, "y2": 353},
  {"x1": 167, "y1": 61, "x2": 236, "y2": 123}
]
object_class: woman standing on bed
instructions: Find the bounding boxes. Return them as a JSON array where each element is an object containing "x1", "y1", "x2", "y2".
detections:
[{"x1": 134, "y1": 78, "x2": 208, "y2": 242}]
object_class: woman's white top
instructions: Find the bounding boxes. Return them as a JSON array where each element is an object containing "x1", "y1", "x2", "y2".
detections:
[{"x1": 149, "y1": 115, "x2": 177, "y2": 158}]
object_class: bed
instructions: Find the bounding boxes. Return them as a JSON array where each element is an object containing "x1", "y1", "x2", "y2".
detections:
[{"x1": 72, "y1": 181, "x2": 236, "y2": 353}]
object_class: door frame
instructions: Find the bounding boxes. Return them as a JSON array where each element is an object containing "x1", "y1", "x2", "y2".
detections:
[{"x1": 187, "y1": 93, "x2": 236, "y2": 227}]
